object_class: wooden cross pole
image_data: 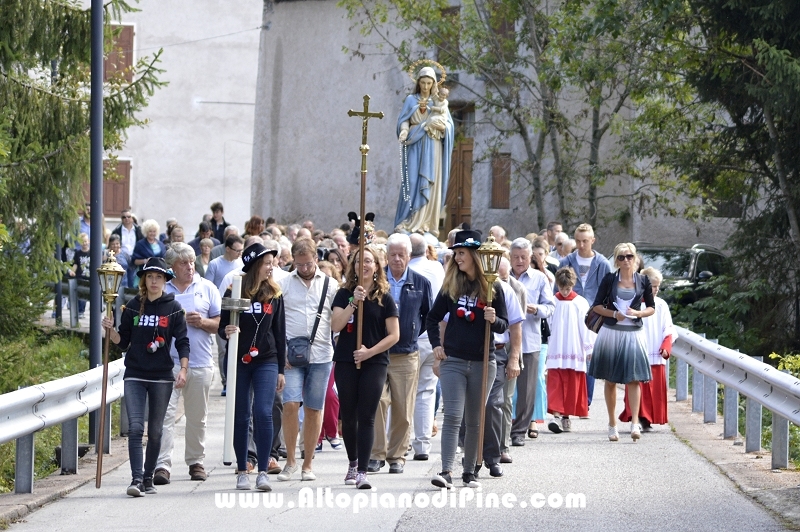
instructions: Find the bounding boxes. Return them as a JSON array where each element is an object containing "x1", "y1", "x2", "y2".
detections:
[{"x1": 347, "y1": 95, "x2": 383, "y2": 369}]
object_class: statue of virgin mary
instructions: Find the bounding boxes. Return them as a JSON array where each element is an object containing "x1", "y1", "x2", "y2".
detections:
[{"x1": 394, "y1": 64, "x2": 455, "y2": 237}]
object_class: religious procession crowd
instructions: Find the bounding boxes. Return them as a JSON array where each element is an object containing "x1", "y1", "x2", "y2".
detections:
[{"x1": 77, "y1": 201, "x2": 677, "y2": 497}]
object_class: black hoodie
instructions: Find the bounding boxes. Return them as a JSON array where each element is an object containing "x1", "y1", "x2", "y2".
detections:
[{"x1": 118, "y1": 293, "x2": 190, "y2": 381}]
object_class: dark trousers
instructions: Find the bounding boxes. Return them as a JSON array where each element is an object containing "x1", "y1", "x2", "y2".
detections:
[
  {"x1": 483, "y1": 347, "x2": 508, "y2": 466},
  {"x1": 124, "y1": 379, "x2": 173, "y2": 482},
  {"x1": 335, "y1": 361, "x2": 387, "y2": 472}
]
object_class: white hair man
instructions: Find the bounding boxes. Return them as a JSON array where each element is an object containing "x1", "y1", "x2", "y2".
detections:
[
  {"x1": 368, "y1": 233, "x2": 433, "y2": 473},
  {"x1": 489, "y1": 225, "x2": 507, "y2": 245},
  {"x1": 496, "y1": 257, "x2": 526, "y2": 463},
  {"x1": 550, "y1": 232, "x2": 571, "y2": 261},
  {"x1": 406, "y1": 232, "x2": 445, "y2": 460},
  {"x1": 509, "y1": 237, "x2": 555, "y2": 446},
  {"x1": 478, "y1": 256, "x2": 524, "y2": 477},
  {"x1": 154, "y1": 242, "x2": 221, "y2": 485}
]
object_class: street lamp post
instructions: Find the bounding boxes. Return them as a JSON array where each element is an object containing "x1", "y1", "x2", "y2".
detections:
[
  {"x1": 95, "y1": 252, "x2": 125, "y2": 488},
  {"x1": 476, "y1": 235, "x2": 505, "y2": 465}
]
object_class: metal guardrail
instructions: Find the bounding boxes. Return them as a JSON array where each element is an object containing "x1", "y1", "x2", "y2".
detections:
[
  {"x1": 672, "y1": 326, "x2": 799, "y2": 469},
  {"x1": 0, "y1": 359, "x2": 126, "y2": 493}
]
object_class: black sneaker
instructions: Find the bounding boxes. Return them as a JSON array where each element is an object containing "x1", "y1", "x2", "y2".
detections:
[
  {"x1": 127, "y1": 480, "x2": 145, "y2": 497},
  {"x1": 462, "y1": 472, "x2": 481, "y2": 488},
  {"x1": 431, "y1": 471, "x2": 453, "y2": 489},
  {"x1": 143, "y1": 477, "x2": 157, "y2": 494}
]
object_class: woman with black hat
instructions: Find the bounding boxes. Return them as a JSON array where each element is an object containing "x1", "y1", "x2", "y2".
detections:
[
  {"x1": 426, "y1": 230, "x2": 509, "y2": 490},
  {"x1": 219, "y1": 243, "x2": 286, "y2": 492},
  {"x1": 102, "y1": 257, "x2": 190, "y2": 497}
]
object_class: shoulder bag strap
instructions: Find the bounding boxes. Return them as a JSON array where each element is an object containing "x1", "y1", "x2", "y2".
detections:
[{"x1": 308, "y1": 275, "x2": 330, "y2": 345}]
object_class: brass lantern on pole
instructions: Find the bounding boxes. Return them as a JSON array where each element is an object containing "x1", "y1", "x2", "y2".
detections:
[
  {"x1": 475, "y1": 235, "x2": 506, "y2": 464},
  {"x1": 95, "y1": 252, "x2": 125, "y2": 488},
  {"x1": 477, "y1": 236, "x2": 505, "y2": 299}
]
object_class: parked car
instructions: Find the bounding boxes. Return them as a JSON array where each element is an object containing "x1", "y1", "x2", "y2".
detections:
[{"x1": 610, "y1": 243, "x2": 730, "y2": 304}]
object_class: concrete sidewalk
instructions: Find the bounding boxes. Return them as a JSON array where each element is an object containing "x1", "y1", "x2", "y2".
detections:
[{"x1": 3, "y1": 375, "x2": 797, "y2": 531}]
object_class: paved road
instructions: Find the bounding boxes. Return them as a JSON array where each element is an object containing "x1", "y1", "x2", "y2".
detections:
[{"x1": 10, "y1": 374, "x2": 786, "y2": 532}]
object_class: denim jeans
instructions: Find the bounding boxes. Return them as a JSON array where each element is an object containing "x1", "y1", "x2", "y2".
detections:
[
  {"x1": 283, "y1": 361, "x2": 333, "y2": 411},
  {"x1": 124, "y1": 379, "x2": 173, "y2": 482},
  {"x1": 234, "y1": 362, "x2": 278, "y2": 472},
  {"x1": 439, "y1": 356, "x2": 496, "y2": 475}
]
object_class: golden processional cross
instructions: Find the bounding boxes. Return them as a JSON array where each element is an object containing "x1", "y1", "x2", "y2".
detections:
[{"x1": 347, "y1": 95, "x2": 384, "y2": 368}]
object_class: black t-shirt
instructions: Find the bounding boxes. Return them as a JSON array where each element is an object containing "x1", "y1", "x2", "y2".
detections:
[
  {"x1": 73, "y1": 249, "x2": 91, "y2": 278},
  {"x1": 332, "y1": 288, "x2": 398, "y2": 366}
]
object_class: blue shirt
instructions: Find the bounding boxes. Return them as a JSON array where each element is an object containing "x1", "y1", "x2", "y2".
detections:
[{"x1": 388, "y1": 267, "x2": 408, "y2": 314}]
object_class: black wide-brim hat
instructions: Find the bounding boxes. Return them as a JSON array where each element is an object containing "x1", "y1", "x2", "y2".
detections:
[
  {"x1": 137, "y1": 257, "x2": 174, "y2": 281},
  {"x1": 242, "y1": 243, "x2": 278, "y2": 273},
  {"x1": 450, "y1": 230, "x2": 483, "y2": 249}
]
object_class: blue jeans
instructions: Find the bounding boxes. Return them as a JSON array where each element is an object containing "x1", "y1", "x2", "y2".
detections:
[
  {"x1": 283, "y1": 361, "x2": 333, "y2": 411},
  {"x1": 124, "y1": 379, "x2": 173, "y2": 482},
  {"x1": 439, "y1": 356, "x2": 497, "y2": 475},
  {"x1": 234, "y1": 362, "x2": 278, "y2": 472}
]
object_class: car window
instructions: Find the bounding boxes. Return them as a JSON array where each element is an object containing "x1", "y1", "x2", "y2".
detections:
[
  {"x1": 639, "y1": 250, "x2": 692, "y2": 279},
  {"x1": 695, "y1": 251, "x2": 725, "y2": 276}
]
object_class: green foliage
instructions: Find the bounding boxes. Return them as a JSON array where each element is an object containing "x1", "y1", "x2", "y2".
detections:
[
  {"x1": 0, "y1": 249, "x2": 51, "y2": 339},
  {"x1": 0, "y1": 0, "x2": 165, "y2": 278}
]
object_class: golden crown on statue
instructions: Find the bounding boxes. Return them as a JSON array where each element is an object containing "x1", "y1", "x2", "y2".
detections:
[{"x1": 407, "y1": 59, "x2": 447, "y2": 87}]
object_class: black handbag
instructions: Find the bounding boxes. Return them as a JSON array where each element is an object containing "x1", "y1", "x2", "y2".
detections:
[{"x1": 286, "y1": 276, "x2": 329, "y2": 368}]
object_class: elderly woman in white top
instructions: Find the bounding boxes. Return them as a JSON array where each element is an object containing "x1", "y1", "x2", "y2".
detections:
[{"x1": 619, "y1": 267, "x2": 677, "y2": 430}]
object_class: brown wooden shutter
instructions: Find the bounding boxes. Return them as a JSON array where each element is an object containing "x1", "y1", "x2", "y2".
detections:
[
  {"x1": 103, "y1": 160, "x2": 131, "y2": 216},
  {"x1": 105, "y1": 25, "x2": 134, "y2": 83},
  {"x1": 491, "y1": 153, "x2": 511, "y2": 209}
]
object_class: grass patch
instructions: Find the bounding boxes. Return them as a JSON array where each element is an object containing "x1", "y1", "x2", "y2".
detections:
[{"x1": 0, "y1": 331, "x2": 92, "y2": 494}]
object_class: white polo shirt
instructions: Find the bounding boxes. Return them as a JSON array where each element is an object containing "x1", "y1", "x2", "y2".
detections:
[
  {"x1": 166, "y1": 273, "x2": 221, "y2": 367},
  {"x1": 278, "y1": 268, "x2": 337, "y2": 364}
]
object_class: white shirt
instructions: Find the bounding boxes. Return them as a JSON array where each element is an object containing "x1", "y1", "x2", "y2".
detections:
[
  {"x1": 408, "y1": 255, "x2": 445, "y2": 340},
  {"x1": 512, "y1": 267, "x2": 556, "y2": 353},
  {"x1": 576, "y1": 255, "x2": 593, "y2": 287},
  {"x1": 278, "y1": 268, "x2": 337, "y2": 363},
  {"x1": 641, "y1": 296, "x2": 677, "y2": 366},
  {"x1": 165, "y1": 273, "x2": 221, "y2": 367},
  {"x1": 546, "y1": 294, "x2": 595, "y2": 372},
  {"x1": 493, "y1": 281, "x2": 526, "y2": 344},
  {"x1": 120, "y1": 225, "x2": 137, "y2": 255}
]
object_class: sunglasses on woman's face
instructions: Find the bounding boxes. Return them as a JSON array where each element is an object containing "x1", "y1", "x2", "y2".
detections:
[{"x1": 617, "y1": 254, "x2": 635, "y2": 262}]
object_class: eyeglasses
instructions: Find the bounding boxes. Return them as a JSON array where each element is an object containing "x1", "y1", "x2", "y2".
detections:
[
  {"x1": 121, "y1": 215, "x2": 132, "y2": 219},
  {"x1": 295, "y1": 261, "x2": 315, "y2": 269},
  {"x1": 617, "y1": 254, "x2": 635, "y2": 262},
  {"x1": 231, "y1": 247, "x2": 243, "y2": 254}
]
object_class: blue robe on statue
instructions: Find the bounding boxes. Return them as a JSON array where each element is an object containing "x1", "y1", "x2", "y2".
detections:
[{"x1": 394, "y1": 94, "x2": 455, "y2": 233}]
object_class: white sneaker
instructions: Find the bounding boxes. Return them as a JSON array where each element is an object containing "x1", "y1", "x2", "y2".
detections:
[
  {"x1": 236, "y1": 472, "x2": 251, "y2": 490},
  {"x1": 301, "y1": 470, "x2": 317, "y2": 481},
  {"x1": 255, "y1": 471, "x2": 272, "y2": 491},
  {"x1": 631, "y1": 423, "x2": 642, "y2": 441},
  {"x1": 608, "y1": 425, "x2": 619, "y2": 442},
  {"x1": 277, "y1": 463, "x2": 298, "y2": 481}
]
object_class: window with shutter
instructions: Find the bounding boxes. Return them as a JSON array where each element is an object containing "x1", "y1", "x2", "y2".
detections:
[
  {"x1": 491, "y1": 153, "x2": 511, "y2": 209},
  {"x1": 105, "y1": 25, "x2": 134, "y2": 83}
]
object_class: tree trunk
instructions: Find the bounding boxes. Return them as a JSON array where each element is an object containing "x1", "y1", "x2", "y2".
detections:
[
  {"x1": 515, "y1": 112, "x2": 546, "y2": 229},
  {"x1": 588, "y1": 104, "x2": 601, "y2": 227},
  {"x1": 762, "y1": 106, "x2": 800, "y2": 250},
  {"x1": 547, "y1": 94, "x2": 567, "y2": 226}
]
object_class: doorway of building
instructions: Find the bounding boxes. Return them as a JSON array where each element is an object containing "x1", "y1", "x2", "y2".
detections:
[{"x1": 443, "y1": 103, "x2": 475, "y2": 234}]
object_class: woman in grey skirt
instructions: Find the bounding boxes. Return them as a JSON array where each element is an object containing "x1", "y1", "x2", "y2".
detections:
[{"x1": 588, "y1": 243, "x2": 655, "y2": 442}]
